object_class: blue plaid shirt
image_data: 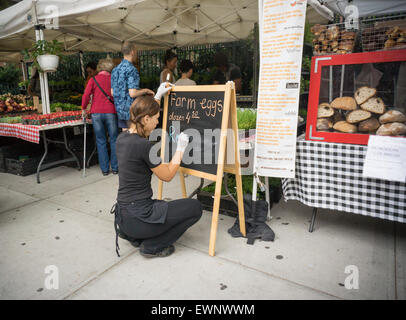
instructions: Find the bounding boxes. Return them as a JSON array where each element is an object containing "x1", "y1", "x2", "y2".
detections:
[{"x1": 111, "y1": 59, "x2": 140, "y2": 120}]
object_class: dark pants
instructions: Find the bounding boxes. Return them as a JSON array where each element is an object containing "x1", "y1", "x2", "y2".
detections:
[
  {"x1": 119, "y1": 199, "x2": 202, "y2": 254},
  {"x1": 91, "y1": 113, "x2": 118, "y2": 172}
]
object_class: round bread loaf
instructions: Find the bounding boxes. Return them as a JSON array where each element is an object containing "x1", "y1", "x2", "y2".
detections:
[
  {"x1": 318, "y1": 103, "x2": 334, "y2": 118},
  {"x1": 346, "y1": 109, "x2": 372, "y2": 123},
  {"x1": 360, "y1": 97, "x2": 385, "y2": 114},
  {"x1": 333, "y1": 121, "x2": 357, "y2": 133},
  {"x1": 379, "y1": 110, "x2": 406, "y2": 124},
  {"x1": 330, "y1": 97, "x2": 357, "y2": 110},
  {"x1": 385, "y1": 39, "x2": 396, "y2": 48},
  {"x1": 354, "y1": 86, "x2": 377, "y2": 105},
  {"x1": 358, "y1": 118, "x2": 380, "y2": 132},
  {"x1": 376, "y1": 122, "x2": 406, "y2": 136}
]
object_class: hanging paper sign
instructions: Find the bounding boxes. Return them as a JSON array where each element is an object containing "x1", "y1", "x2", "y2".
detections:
[{"x1": 254, "y1": 0, "x2": 307, "y2": 178}]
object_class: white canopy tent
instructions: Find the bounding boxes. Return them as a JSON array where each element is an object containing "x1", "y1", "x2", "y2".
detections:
[
  {"x1": 0, "y1": 0, "x2": 259, "y2": 58},
  {"x1": 2, "y1": 0, "x2": 404, "y2": 110},
  {"x1": 0, "y1": 0, "x2": 336, "y2": 62},
  {"x1": 0, "y1": 0, "x2": 259, "y2": 113},
  {"x1": 323, "y1": 0, "x2": 406, "y2": 18}
]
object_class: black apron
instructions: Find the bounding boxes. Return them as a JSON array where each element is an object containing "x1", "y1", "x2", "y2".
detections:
[{"x1": 110, "y1": 198, "x2": 168, "y2": 257}]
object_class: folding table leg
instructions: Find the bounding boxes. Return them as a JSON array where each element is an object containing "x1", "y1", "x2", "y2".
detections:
[
  {"x1": 309, "y1": 208, "x2": 318, "y2": 233},
  {"x1": 36, "y1": 131, "x2": 49, "y2": 184}
]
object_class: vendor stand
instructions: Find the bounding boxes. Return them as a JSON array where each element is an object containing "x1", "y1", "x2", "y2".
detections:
[
  {"x1": 282, "y1": 135, "x2": 406, "y2": 231},
  {"x1": 281, "y1": 14, "x2": 406, "y2": 231},
  {"x1": 0, "y1": 111, "x2": 95, "y2": 183}
]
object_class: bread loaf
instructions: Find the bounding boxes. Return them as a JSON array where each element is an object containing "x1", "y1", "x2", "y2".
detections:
[
  {"x1": 385, "y1": 39, "x2": 396, "y2": 48},
  {"x1": 338, "y1": 43, "x2": 354, "y2": 51},
  {"x1": 341, "y1": 31, "x2": 356, "y2": 40},
  {"x1": 330, "y1": 97, "x2": 357, "y2": 110},
  {"x1": 376, "y1": 122, "x2": 406, "y2": 136},
  {"x1": 317, "y1": 118, "x2": 333, "y2": 130},
  {"x1": 358, "y1": 118, "x2": 380, "y2": 132},
  {"x1": 311, "y1": 24, "x2": 327, "y2": 36},
  {"x1": 379, "y1": 110, "x2": 406, "y2": 124},
  {"x1": 354, "y1": 87, "x2": 377, "y2": 105},
  {"x1": 360, "y1": 97, "x2": 385, "y2": 114},
  {"x1": 346, "y1": 109, "x2": 372, "y2": 123},
  {"x1": 330, "y1": 40, "x2": 339, "y2": 48},
  {"x1": 333, "y1": 121, "x2": 357, "y2": 133},
  {"x1": 327, "y1": 26, "x2": 339, "y2": 40},
  {"x1": 317, "y1": 103, "x2": 335, "y2": 118}
]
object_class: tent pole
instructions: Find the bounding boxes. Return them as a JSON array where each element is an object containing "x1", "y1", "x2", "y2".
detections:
[
  {"x1": 34, "y1": 25, "x2": 49, "y2": 114},
  {"x1": 33, "y1": 1, "x2": 51, "y2": 114},
  {"x1": 38, "y1": 26, "x2": 51, "y2": 114}
]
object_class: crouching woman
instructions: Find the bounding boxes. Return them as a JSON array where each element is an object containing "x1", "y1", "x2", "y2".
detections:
[{"x1": 113, "y1": 92, "x2": 202, "y2": 258}]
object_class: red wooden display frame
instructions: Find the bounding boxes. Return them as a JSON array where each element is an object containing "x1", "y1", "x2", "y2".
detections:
[{"x1": 305, "y1": 49, "x2": 406, "y2": 145}]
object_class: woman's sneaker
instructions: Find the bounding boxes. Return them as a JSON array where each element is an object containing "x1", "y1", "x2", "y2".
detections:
[{"x1": 140, "y1": 245, "x2": 175, "y2": 258}]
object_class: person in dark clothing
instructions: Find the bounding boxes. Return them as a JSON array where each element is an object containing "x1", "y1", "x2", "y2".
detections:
[
  {"x1": 213, "y1": 52, "x2": 242, "y2": 93},
  {"x1": 84, "y1": 61, "x2": 98, "y2": 89},
  {"x1": 113, "y1": 90, "x2": 202, "y2": 258}
]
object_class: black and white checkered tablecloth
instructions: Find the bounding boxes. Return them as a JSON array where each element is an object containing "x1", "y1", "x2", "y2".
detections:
[{"x1": 282, "y1": 136, "x2": 406, "y2": 223}]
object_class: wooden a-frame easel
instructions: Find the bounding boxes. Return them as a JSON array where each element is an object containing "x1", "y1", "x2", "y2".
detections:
[{"x1": 157, "y1": 81, "x2": 246, "y2": 256}]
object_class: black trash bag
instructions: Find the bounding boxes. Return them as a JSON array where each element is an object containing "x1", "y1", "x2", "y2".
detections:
[{"x1": 228, "y1": 194, "x2": 275, "y2": 245}]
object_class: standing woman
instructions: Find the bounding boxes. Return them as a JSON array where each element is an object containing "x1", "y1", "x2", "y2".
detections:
[
  {"x1": 160, "y1": 50, "x2": 178, "y2": 84},
  {"x1": 82, "y1": 59, "x2": 118, "y2": 176},
  {"x1": 113, "y1": 84, "x2": 202, "y2": 258}
]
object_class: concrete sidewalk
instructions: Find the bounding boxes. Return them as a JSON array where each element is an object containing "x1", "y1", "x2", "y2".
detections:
[{"x1": 0, "y1": 166, "x2": 404, "y2": 300}]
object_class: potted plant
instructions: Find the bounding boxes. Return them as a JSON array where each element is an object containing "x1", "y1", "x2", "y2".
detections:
[{"x1": 23, "y1": 40, "x2": 63, "y2": 72}]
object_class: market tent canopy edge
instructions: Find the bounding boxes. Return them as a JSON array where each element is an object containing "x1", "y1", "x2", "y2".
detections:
[{"x1": 0, "y1": 0, "x2": 258, "y2": 58}]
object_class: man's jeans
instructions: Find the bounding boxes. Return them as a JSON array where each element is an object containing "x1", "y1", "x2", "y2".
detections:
[{"x1": 91, "y1": 113, "x2": 118, "y2": 173}]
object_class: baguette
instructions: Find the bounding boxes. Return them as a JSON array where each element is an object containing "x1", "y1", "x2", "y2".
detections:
[
  {"x1": 330, "y1": 97, "x2": 357, "y2": 110},
  {"x1": 354, "y1": 86, "x2": 377, "y2": 105},
  {"x1": 333, "y1": 121, "x2": 357, "y2": 133},
  {"x1": 360, "y1": 97, "x2": 385, "y2": 114},
  {"x1": 376, "y1": 122, "x2": 406, "y2": 136},
  {"x1": 346, "y1": 109, "x2": 372, "y2": 123},
  {"x1": 379, "y1": 110, "x2": 406, "y2": 124},
  {"x1": 317, "y1": 103, "x2": 335, "y2": 118}
]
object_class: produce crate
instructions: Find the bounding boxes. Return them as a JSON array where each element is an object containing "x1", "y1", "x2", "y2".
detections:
[
  {"x1": 0, "y1": 142, "x2": 43, "y2": 173},
  {"x1": 5, "y1": 152, "x2": 60, "y2": 176},
  {"x1": 0, "y1": 145, "x2": 18, "y2": 172}
]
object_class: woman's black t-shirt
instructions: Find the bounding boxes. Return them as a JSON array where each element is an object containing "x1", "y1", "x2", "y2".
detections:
[{"x1": 116, "y1": 132, "x2": 161, "y2": 203}]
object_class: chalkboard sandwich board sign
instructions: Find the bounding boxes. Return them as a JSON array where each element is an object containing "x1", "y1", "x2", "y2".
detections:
[{"x1": 158, "y1": 82, "x2": 246, "y2": 256}]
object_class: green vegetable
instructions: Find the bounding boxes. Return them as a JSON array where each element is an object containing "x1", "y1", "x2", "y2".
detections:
[{"x1": 237, "y1": 108, "x2": 257, "y2": 130}]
